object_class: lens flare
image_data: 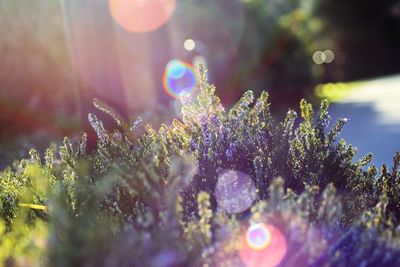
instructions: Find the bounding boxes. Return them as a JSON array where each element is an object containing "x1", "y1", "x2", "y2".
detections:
[
  {"x1": 214, "y1": 170, "x2": 256, "y2": 214},
  {"x1": 109, "y1": 0, "x2": 176, "y2": 33},
  {"x1": 239, "y1": 223, "x2": 287, "y2": 267},
  {"x1": 246, "y1": 223, "x2": 272, "y2": 250},
  {"x1": 184, "y1": 39, "x2": 196, "y2": 51},
  {"x1": 163, "y1": 60, "x2": 199, "y2": 98}
]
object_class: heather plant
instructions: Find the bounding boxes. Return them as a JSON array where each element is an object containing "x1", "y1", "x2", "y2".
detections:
[{"x1": 1, "y1": 67, "x2": 400, "y2": 266}]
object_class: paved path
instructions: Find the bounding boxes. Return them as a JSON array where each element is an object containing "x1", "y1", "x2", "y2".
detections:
[{"x1": 328, "y1": 75, "x2": 400, "y2": 167}]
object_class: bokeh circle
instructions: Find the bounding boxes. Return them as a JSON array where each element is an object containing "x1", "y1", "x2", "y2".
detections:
[
  {"x1": 214, "y1": 170, "x2": 256, "y2": 214},
  {"x1": 163, "y1": 59, "x2": 199, "y2": 98},
  {"x1": 109, "y1": 0, "x2": 176, "y2": 33},
  {"x1": 240, "y1": 223, "x2": 287, "y2": 267}
]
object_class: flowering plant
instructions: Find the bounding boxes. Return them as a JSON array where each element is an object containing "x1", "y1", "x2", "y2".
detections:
[{"x1": 1, "y1": 68, "x2": 399, "y2": 267}]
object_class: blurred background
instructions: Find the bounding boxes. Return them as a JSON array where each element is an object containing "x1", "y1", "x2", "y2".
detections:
[{"x1": 0, "y1": 0, "x2": 400, "y2": 166}]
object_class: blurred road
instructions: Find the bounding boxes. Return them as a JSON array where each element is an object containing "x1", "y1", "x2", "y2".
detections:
[{"x1": 328, "y1": 75, "x2": 400, "y2": 167}]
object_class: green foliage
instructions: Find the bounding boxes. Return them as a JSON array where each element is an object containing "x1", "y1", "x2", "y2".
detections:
[{"x1": 1, "y1": 69, "x2": 400, "y2": 266}]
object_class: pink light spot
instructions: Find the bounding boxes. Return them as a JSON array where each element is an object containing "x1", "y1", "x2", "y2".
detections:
[
  {"x1": 240, "y1": 223, "x2": 287, "y2": 267},
  {"x1": 109, "y1": 0, "x2": 176, "y2": 33}
]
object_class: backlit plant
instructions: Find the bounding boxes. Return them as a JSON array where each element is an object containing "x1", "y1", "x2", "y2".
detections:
[{"x1": 1, "y1": 67, "x2": 400, "y2": 267}]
